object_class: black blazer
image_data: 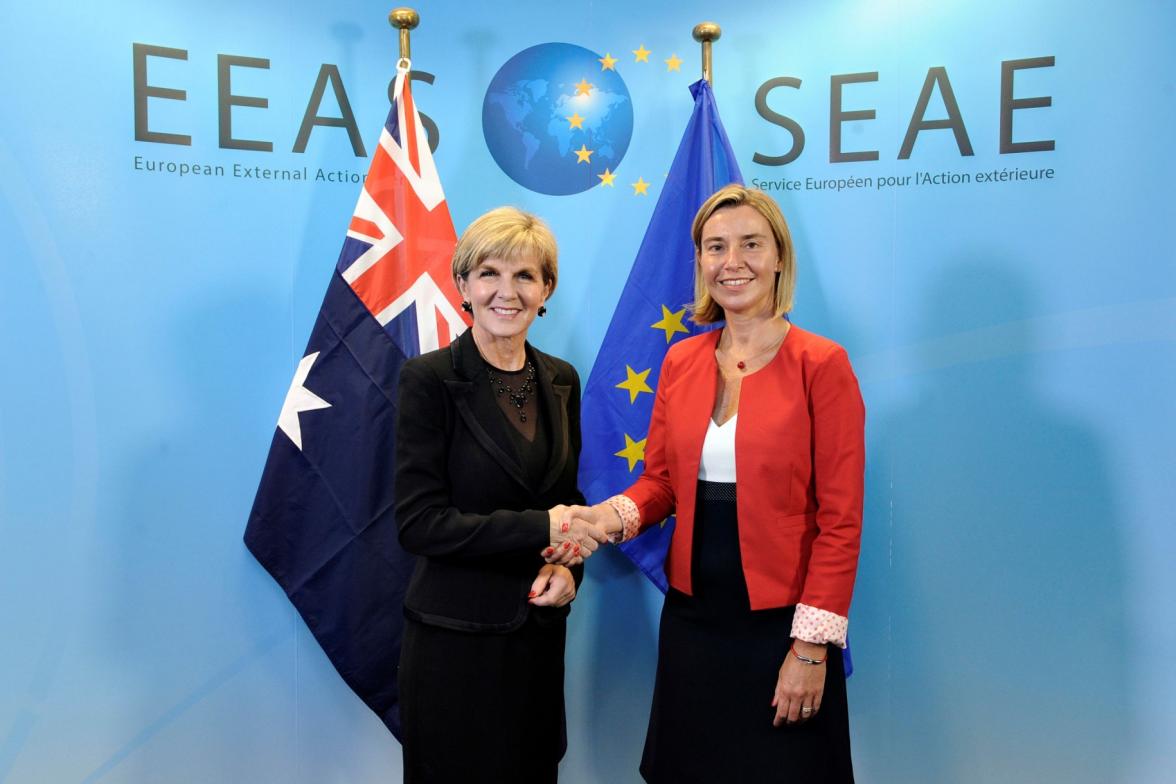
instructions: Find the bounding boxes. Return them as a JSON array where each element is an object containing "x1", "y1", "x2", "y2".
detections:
[{"x1": 394, "y1": 328, "x2": 585, "y2": 632}]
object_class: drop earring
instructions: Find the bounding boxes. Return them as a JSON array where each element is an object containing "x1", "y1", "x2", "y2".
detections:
[
  {"x1": 537, "y1": 305, "x2": 547, "y2": 317},
  {"x1": 461, "y1": 301, "x2": 473, "y2": 313}
]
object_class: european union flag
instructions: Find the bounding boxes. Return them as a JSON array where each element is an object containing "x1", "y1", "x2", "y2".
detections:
[{"x1": 578, "y1": 79, "x2": 742, "y2": 589}]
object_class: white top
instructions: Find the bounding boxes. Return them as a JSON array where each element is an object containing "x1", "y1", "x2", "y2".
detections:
[{"x1": 698, "y1": 414, "x2": 737, "y2": 482}]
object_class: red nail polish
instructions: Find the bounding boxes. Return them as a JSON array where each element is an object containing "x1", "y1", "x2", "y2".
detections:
[
  {"x1": 528, "y1": 591, "x2": 537, "y2": 598},
  {"x1": 544, "y1": 547, "x2": 554, "y2": 556},
  {"x1": 563, "y1": 542, "x2": 571, "y2": 549},
  {"x1": 561, "y1": 522, "x2": 569, "y2": 533},
  {"x1": 573, "y1": 545, "x2": 581, "y2": 554}
]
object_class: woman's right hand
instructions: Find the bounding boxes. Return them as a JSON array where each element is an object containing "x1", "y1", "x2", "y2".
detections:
[{"x1": 546, "y1": 504, "x2": 609, "y2": 565}]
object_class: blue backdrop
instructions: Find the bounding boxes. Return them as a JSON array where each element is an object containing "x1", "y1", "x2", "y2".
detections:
[{"x1": 2, "y1": 1, "x2": 1173, "y2": 782}]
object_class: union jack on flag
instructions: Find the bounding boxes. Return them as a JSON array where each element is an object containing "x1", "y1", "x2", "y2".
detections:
[
  {"x1": 245, "y1": 63, "x2": 467, "y2": 740},
  {"x1": 340, "y1": 65, "x2": 467, "y2": 354}
]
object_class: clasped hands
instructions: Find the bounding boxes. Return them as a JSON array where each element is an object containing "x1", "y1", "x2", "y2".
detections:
[
  {"x1": 526, "y1": 504, "x2": 613, "y2": 609},
  {"x1": 544, "y1": 503, "x2": 621, "y2": 566}
]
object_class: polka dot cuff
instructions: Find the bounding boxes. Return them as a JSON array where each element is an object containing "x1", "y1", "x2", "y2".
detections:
[
  {"x1": 791, "y1": 603, "x2": 848, "y2": 648},
  {"x1": 605, "y1": 494, "x2": 641, "y2": 543}
]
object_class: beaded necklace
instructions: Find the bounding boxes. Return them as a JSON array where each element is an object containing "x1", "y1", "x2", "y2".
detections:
[{"x1": 486, "y1": 361, "x2": 537, "y2": 422}]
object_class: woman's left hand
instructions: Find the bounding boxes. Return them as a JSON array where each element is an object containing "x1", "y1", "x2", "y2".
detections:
[
  {"x1": 771, "y1": 640, "x2": 828, "y2": 727},
  {"x1": 528, "y1": 564, "x2": 576, "y2": 607}
]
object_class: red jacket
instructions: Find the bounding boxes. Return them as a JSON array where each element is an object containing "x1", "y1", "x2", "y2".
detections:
[{"x1": 624, "y1": 324, "x2": 865, "y2": 616}]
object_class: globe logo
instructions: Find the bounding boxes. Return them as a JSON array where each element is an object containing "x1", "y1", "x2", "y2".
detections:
[{"x1": 483, "y1": 43, "x2": 634, "y2": 196}]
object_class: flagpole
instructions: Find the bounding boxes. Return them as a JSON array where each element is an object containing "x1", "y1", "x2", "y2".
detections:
[
  {"x1": 388, "y1": 6, "x2": 420, "y2": 67},
  {"x1": 692, "y1": 21, "x2": 721, "y2": 86}
]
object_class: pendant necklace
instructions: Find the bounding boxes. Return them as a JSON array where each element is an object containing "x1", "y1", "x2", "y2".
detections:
[
  {"x1": 720, "y1": 328, "x2": 788, "y2": 375},
  {"x1": 487, "y1": 361, "x2": 537, "y2": 422}
]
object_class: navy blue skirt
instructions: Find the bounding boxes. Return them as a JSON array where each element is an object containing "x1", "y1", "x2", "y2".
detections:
[{"x1": 640, "y1": 481, "x2": 854, "y2": 783}]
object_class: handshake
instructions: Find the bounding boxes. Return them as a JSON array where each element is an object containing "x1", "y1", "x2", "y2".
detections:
[{"x1": 544, "y1": 503, "x2": 623, "y2": 566}]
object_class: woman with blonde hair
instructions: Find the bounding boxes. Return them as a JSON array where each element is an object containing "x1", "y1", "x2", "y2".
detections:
[
  {"x1": 396, "y1": 207, "x2": 607, "y2": 783},
  {"x1": 557, "y1": 185, "x2": 864, "y2": 782}
]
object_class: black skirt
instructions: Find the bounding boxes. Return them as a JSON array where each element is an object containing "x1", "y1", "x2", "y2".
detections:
[
  {"x1": 399, "y1": 613, "x2": 566, "y2": 784},
  {"x1": 640, "y1": 481, "x2": 854, "y2": 783}
]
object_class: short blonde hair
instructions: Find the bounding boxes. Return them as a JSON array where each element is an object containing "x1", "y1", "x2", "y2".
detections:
[
  {"x1": 690, "y1": 185, "x2": 796, "y2": 324},
  {"x1": 451, "y1": 207, "x2": 559, "y2": 295}
]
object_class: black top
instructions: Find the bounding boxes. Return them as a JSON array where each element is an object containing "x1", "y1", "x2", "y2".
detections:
[
  {"x1": 486, "y1": 360, "x2": 552, "y2": 489},
  {"x1": 394, "y1": 328, "x2": 585, "y2": 632}
]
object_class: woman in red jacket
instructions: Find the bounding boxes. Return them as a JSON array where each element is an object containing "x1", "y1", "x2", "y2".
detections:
[{"x1": 559, "y1": 185, "x2": 864, "y2": 782}]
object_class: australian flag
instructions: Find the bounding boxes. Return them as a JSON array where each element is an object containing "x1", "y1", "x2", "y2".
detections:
[
  {"x1": 578, "y1": 79, "x2": 742, "y2": 590},
  {"x1": 244, "y1": 64, "x2": 467, "y2": 739}
]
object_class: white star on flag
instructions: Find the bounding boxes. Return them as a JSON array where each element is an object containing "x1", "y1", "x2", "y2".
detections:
[{"x1": 277, "y1": 352, "x2": 332, "y2": 450}]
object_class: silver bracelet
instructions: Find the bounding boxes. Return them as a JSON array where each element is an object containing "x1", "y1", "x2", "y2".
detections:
[{"x1": 789, "y1": 643, "x2": 827, "y2": 665}]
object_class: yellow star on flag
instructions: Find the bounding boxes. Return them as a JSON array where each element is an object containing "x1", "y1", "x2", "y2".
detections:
[
  {"x1": 575, "y1": 78, "x2": 594, "y2": 96},
  {"x1": 633, "y1": 45, "x2": 651, "y2": 63},
  {"x1": 567, "y1": 112, "x2": 585, "y2": 130},
  {"x1": 599, "y1": 53, "x2": 618, "y2": 70},
  {"x1": 651, "y1": 305, "x2": 689, "y2": 343},
  {"x1": 631, "y1": 177, "x2": 650, "y2": 195},
  {"x1": 597, "y1": 168, "x2": 617, "y2": 187},
  {"x1": 615, "y1": 433, "x2": 647, "y2": 472},
  {"x1": 574, "y1": 145, "x2": 594, "y2": 163},
  {"x1": 615, "y1": 365, "x2": 653, "y2": 403},
  {"x1": 665, "y1": 54, "x2": 683, "y2": 71}
]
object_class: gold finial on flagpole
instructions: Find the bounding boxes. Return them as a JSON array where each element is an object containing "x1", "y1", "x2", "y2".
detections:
[
  {"x1": 692, "y1": 22, "x2": 721, "y2": 86},
  {"x1": 389, "y1": 7, "x2": 420, "y2": 62}
]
